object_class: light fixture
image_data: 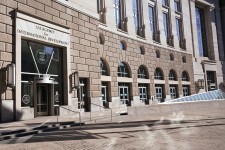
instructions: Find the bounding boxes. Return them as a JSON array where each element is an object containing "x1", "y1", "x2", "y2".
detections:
[
  {"x1": 73, "y1": 70, "x2": 79, "y2": 89},
  {"x1": 196, "y1": 79, "x2": 204, "y2": 89},
  {"x1": 7, "y1": 63, "x2": 15, "y2": 87}
]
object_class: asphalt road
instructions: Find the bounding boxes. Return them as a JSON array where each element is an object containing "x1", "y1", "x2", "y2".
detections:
[{"x1": 1, "y1": 108, "x2": 225, "y2": 150}]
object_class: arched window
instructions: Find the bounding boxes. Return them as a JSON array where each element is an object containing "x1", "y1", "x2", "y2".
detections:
[
  {"x1": 138, "y1": 65, "x2": 148, "y2": 79},
  {"x1": 182, "y1": 56, "x2": 186, "y2": 63},
  {"x1": 118, "y1": 62, "x2": 130, "y2": 77},
  {"x1": 99, "y1": 33, "x2": 105, "y2": 45},
  {"x1": 169, "y1": 70, "x2": 177, "y2": 81},
  {"x1": 120, "y1": 41, "x2": 126, "y2": 50},
  {"x1": 100, "y1": 58, "x2": 108, "y2": 76},
  {"x1": 154, "y1": 68, "x2": 163, "y2": 80},
  {"x1": 140, "y1": 46, "x2": 145, "y2": 55},
  {"x1": 156, "y1": 50, "x2": 160, "y2": 58},
  {"x1": 170, "y1": 53, "x2": 174, "y2": 61},
  {"x1": 182, "y1": 71, "x2": 189, "y2": 81}
]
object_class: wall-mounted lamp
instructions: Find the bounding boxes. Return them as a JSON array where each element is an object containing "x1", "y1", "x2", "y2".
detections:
[
  {"x1": 72, "y1": 70, "x2": 79, "y2": 90},
  {"x1": 196, "y1": 79, "x2": 204, "y2": 89},
  {"x1": 223, "y1": 81, "x2": 225, "y2": 87},
  {"x1": 7, "y1": 63, "x2": 15, "y2": 87}
]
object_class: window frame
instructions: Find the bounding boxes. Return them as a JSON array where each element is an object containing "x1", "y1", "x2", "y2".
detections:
[
  {"x1": 97, "y1": 0, "x2": 106, "y2": 24},
  {"x1": 182, "y1": 71, "x2": 189, "y2": 81},
  {"x1": 148, "y1": 4, "x2": 155, "y2": 33},
  {"x1": 154, "y1": 68, "x2": 163, "y2": 80},
  {"x1": 139, "y1": 84, "x2": 148, "y2": 103},
  {"x1": 195, "y1": 6, "x2": 208, "y2": 57},
  {"x1": 182, "y1": 85, "x2": 190, "y2": 96},
  {"x1": 163, "y1": 12, "x2": 169, "y2": 37},
  {"x1": 169, "y1": 70, "x2": 177, "y2": 81},
  {"x1": 113, "y1": 0, "x2": 121, "y2": 28},
  {"x1": 118, "y1": 62, "x2": 130, "y2": 77},
  {"x1": 169, "y1": 85, "x2": 177, "y2": 99},
  {"x1": 138, "y1": 65, "x2": 148, "y2": 79},
  {"x1": 174, "y1": 0, "x2": 181, "y2": 13},
  {"x1": 175, "y1": 17, "x2": 181, "y2": 40},
  {"x1": 100, "y1": 58, "x2": 109, "y2": 76},
  {"x1": 162, "y1": 0, "x2": 169, "y2": 7},
  {"x1": 119, "y1": 83, "x2": 130, "y2": 105},
  {"x1": 132, "y1": 0, "x2": 145, "y2": 37}
]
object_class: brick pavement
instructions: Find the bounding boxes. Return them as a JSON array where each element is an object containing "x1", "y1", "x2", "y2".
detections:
[{"x1": 0, "y1": 108, "x2": 225, "y2": 150}]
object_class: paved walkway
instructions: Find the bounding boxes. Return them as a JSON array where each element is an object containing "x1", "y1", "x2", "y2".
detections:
[{"x1": 0, "y1": 108, "x2": 225, "y2": 150}]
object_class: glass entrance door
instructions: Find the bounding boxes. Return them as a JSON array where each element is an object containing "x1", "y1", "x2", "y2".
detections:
[
  {"x1": 37, "y1": 85, "x2": 49, "y2": 116},
  {"x1": 155, "y1": 84, "x2": 163, "y2": 102},
  {"x1": 101, "y1": 86, "x2": 107, "y2": 107},
  {"x1": 119, "y1": 86, "x2": 129, "y2": 105}
]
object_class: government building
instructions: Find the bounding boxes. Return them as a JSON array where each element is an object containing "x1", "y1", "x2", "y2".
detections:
[{"x1": 0, "y1": 0, "x2": 224, "y2": 122}]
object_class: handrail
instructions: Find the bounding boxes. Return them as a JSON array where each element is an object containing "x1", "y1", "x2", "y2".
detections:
[
  {"x1": 90, "y1": 103, "x2": 112, "y2": 122},
  {"x1": 55, "y1": 105, "x2": 81, "y2": 129}
]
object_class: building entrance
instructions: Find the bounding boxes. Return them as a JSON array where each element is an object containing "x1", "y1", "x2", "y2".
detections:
[
  {"x1": 37, "y1": 85, "x2": 49, "y2": 116},
  {"x1": 34, "y1": 77, "x2": 58, "y2": 117},
  {"x1": 21, "y1": 40, "x2": 64, "y2": 118}
]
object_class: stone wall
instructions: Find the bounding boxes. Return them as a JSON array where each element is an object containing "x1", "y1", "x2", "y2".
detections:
[
  {"x1": 99, "y1": 28, "x2": 195, "y2": 101},
  {"x1": 128, "y1": 100, "x2": 225, "y2": 116}
]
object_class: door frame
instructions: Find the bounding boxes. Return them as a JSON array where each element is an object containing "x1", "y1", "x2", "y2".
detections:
[
  {"x1": 36, "y1": 85, "x2": 49, "y2": 116},
  {"x1": 33, "y1": 76, "x2": 58, "y2": 117}
]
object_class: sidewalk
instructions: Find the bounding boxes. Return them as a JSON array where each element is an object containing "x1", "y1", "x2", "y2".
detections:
[
  {"x1": 0, "y1": 107, "x2": 127, "y2": 135},
  {"x1": 1, "y1": 108, "x2": 225, "y2": 150},
  {"x1": 1, "y1": 106, "x2": 224, "y2": 134}
]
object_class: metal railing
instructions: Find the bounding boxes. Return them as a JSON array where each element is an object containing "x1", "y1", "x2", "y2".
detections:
[
  {"x1": 55, "y1": 105, "x2": 82, "y2": 128},
  {"x1": 90, "y1": 103, "x2": 112, "y2": 122}
]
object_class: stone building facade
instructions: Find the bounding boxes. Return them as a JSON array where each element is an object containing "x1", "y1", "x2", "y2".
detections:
[{"x1": 0, "y1": 0, "x2": 224, "y2": 122}]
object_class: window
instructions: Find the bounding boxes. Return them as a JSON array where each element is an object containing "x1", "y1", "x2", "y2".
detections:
[
  {"x1": 140, "y1": 46, "x2": 145, "y2": 55},
  {"x1": 138, "y1": 65, "x2": 148, "y2": 79},
  {"x1": 99, "y1": 33, "x2": 105, "y2": 45},
  {"x1": 207, "y1": 71, "x2": 216, "y2": 91},
  {"x1": 155, "y1": 84, "x2": 164, "y2": 102},
  {"x1": 21, "y1": 40, "x2": 64, "y2": 107},
  {"x1": 78, "y1": 78, "x2": 88, "y2": 109},
  {"x1": 100, "y1": 58, "x2": 109, "y2": 76},
  {"x1": 195, "y1": 7, "x2": 208, "y2": 57},
  {"x1": 182, "y1": 56, "x2": 186, "y2": 63},
  {"x1": 174, "y1": 0, "x2": 180, "y2": 12},
  {"x1": 119, "y1": 83, "x2": 130, "y2": 105},
  {"x1": 101, "y1": 82, "x2": 109, "y2": 107},
  {"x1": 163, "y1": 12, "x2": 169, "y2": 37},
  {"x1": 169, "y1": 70, "x2": 177, "y2": 80},
  {"x1": 162, "y1": 0, "x2": 169, "y2": 7},
  {"x1": 175, "y1": 18, "x2": 181, "y2": 40},
  {"x1": 120, "y1": 41, "x2": 126, "y2": 50},
  {"x1": 113, "y1": 0, "x2": 127, "y2": 31},
  {"x1": 154, "y1": 68, "x2": 163, "y2": 80},
  {"x1": 133, "y1": 0, "x2": 138, "y2": 33},
  {"x1": 149, "y1": 1, "x2": 160, "y2": 42},
  {"x1": 148, "y1": 5, "x2": 155, "y2": 33},
  {"x1": 169, "y1": 85, "x2": 177, "y2": 99},
  {"x1": 114, "y1": 0, "x2": 121, "y2": 28},
  {"x1": 139, "y1": 84, "x2": 148, "y2": 103},
  {"x1": 118, "y1": 62, "x2": 130, "y2": 77},
  {"x1": 183, "y1": 85, "x2": 190, "y2": 96},
  {"x1": 170, "y1": 53, "x2": 174, "y2": 61},
  {"x1": 182, "y1": 71, "x2": 189, "y2": 81},
  {"x1": 174, "y1": 0, "x2": 185, "y2": 49},
  {"x1": 156, "y1": 50, "x2": 160, "y2": 58},
  {"x1": 97, "y1": 0, "x2": 106, "y2": 24},
  {"x1": 133, "y1": 0, "x2": 145, "y2": 37}
]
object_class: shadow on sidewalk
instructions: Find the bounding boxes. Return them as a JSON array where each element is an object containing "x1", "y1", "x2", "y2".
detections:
[{"x1": 21, "y1": 117, "x2": 225, "y2": 144}]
